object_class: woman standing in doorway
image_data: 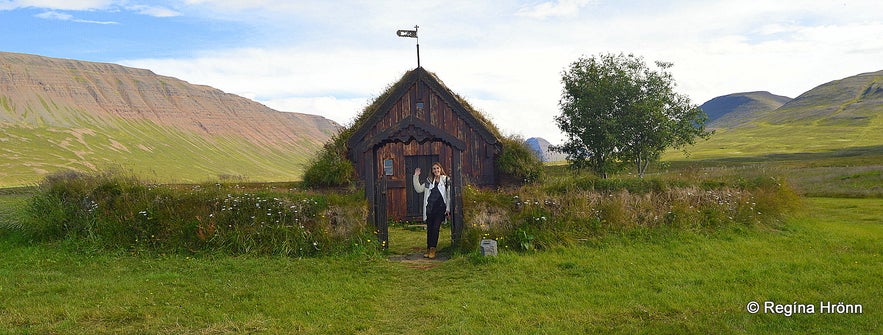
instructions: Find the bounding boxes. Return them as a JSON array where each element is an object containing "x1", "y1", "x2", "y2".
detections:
[{"x1": 413, "y1": 162, "x2": 450, "y2": 259}]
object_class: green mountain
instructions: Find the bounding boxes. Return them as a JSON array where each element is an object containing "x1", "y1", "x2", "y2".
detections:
[
  {"x1": 671, "y1": 70, "x2": 883, "y2": 160},
  {"x1": 0, "y1": 52, "x2": 340, "y2": 187},
  {"x1": 700, "y1": 91, "x2": 791, "y2": 128},
  {"x1": 759, "y1": 70, "x2": 883, "y2": 127}
]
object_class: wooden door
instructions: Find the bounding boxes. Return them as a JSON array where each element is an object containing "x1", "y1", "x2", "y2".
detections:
[{"x1": 405, "y1": 154, "x2": 438, "y2": 220}]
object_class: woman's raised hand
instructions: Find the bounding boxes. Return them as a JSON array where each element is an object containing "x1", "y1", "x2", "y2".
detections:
[{"x1": 414, "y1": 167, "x2": 421, "y2": 176}]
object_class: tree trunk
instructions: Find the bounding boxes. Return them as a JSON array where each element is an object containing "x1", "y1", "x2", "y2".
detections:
[
  {"x1": 636, "y1": 154, "x2": 651, "y2": 178},
  {"x1": 636, "y1": 156, "x2": 643, "y2": 178}
]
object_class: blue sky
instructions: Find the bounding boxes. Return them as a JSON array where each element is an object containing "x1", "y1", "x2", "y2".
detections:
[{"x1": 3, "y1": 0, "x2": 883, "y2": 144}]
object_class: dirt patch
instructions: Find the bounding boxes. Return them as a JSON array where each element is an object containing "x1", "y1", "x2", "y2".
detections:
[{"x1": 389, "y1": 251, "x2": 451, "y2": 268}]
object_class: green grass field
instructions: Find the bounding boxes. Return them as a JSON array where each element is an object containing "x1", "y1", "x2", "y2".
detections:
[
  {"x1": 0, "y1": 120, "x2": 321, "y2": 188},
  {"x1": 2, "y1": 119, "x2": 881, "y2": 333},
  {"x1": 657, "y1": 108, "x2": 883, "y2": 198},
  {"x1": 1, "y1": 195, "x2": 879, "y2": 334},
  {"x1": 659, "y1": 144, "x2": 883, "y2": 198}
]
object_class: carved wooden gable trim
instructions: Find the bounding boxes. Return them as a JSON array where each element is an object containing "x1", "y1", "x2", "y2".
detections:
[{"x1": 359, "y1": 116, "x2": 466, "y2": 153}]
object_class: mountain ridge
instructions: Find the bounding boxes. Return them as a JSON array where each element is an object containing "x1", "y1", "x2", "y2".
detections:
[
  {"x1": 0, "y1": 51, "x2": 340, "y2": 186},
  {"x1": 758, "y1": 70, "x2": 883, "y2": 127},
  {"x1": 525, "y1": 137, "x2": 566, "y2": 162},
  {"x1": 700, "y1": 91, "x2": 791, "y2": 128},
  {"x1": 678, "y1": 70, "x2": 883, "y2": 160},
  {"x1": 0, "y1": 51, "x2": 338, "y2": 146}
]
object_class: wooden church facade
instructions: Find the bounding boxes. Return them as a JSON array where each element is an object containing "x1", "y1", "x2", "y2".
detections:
[{"x1": 346, "y1": 67, "x2": 501, "y2": 244}]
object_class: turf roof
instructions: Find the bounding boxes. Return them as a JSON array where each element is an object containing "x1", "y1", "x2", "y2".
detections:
[{"x1": 344, "y1": 67, "x2": 503, "y2": 149}]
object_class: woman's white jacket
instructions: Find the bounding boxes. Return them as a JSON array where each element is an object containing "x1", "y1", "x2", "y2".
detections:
[{"x1": 412, "y1": 174, "x2": 451, "y2": 221}]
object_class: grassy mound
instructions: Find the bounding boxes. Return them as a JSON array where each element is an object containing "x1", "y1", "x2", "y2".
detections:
[
  {"x1": 20, "y1": 170, "x2": 374, "y2": 256},
  {"x1": 15, "y1": 163, "x2": 801, "y2": 258},
  {"x1": 458, "y1": 171, "x2": 801, "y2": 252}
]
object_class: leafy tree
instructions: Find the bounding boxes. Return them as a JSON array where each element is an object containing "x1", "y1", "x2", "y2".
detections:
[{"x1": 553, "y1": 53, "x2": 710, "y2": 178}]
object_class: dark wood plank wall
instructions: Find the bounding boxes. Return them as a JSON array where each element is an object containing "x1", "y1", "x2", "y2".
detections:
[
  {"x1": 357, "y1": 81, "x2": 494, "y2": 180},
  {"x1": 354, "y1": 80, "x2": 496, "y2": 221}
]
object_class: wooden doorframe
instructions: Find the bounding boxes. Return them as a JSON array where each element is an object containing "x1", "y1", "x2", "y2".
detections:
[
  {"x1": 366, "y1": 142, "x2": 463, "y2": 250},
  {"x1": 359, "y1": 117, "x2": 466, "y2": 250},
  {"x1": 450, "y1": 148, "x2": 464, "y2": 244}
]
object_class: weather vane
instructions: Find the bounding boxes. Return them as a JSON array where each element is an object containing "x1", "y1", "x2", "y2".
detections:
[{"x1": 396, "y1": 25, "x2": 420, "y2": 68}]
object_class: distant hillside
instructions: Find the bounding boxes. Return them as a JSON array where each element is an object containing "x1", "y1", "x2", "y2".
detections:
[
  {"x1": 666, "y1": 70, "x2": 883, "y2": 160},
  {"x1": 0, "y1": 52, "x2": 340, "y2": 186},
  {"x1": 525, "y1": 137, "x2": 566, "y2": 163},
  {"x1": 759, "y1": 70, "x2": 883, "y2": 127},
  {"x1": 700, "y1": 91, "x2": 791, "y2": 128}
]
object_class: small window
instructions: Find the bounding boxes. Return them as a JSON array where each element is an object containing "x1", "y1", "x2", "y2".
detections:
[
  {"x1": 416, "y1": 102, "x2": 425, "y2": 112},
  {"x1": 383, "y1": 159, "x2": 394, "y2": 176}
]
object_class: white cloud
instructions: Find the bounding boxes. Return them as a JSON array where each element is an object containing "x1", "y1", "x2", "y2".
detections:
[
  {"x1": 122, "y1": 42, "x2": 576, "y2": 143},
  {"x1": 35, "y1": 10, "x2": 118, "y2": 24},
  {"x1": 127, "y1": 5, "x2": 180, "y2": 17},
  {"x1": 115, "y1": 0, "x2": 883, "y2": 145},
  {"x1": 0, "y1": 0, "x2": 113, "y2": 11},
  {"x1": 516, "y1": 0, "x2": 594, "y2": 19},
  {"x1": 261, "y1": 96, "x2": 370, "y2": 127},
  {"x1": 120, "y1": 46, "x2": 416, "y2": 125},
  {"x1": 2, "y1": 0, "x2": 180, "y2": 18},
  {"x1": 34, "y1": 10, "x2": 73, "y2": 20}
]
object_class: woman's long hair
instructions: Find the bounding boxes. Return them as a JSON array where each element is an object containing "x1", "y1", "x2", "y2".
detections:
[{"x1": 426, "y1": 162, "x2": 447, "y2": 184}]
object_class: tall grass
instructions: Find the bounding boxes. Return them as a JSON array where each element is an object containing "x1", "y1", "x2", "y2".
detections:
[
  {"x1": 459, "y1": 172, "x2": 801, "y2": 252},
  {"x1": 19, "y1": 165, "x2": 802, "y2": 258},
  {"x1": 1, "y1": 198, "x2": 878, "y2": 334},
  {"x1": 20, "y1": 170, "x2": 375, "y2": 257}
]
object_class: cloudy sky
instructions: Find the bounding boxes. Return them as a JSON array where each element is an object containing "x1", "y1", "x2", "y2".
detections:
[{"x1": 3, "y1": 0, "x2": 882, "y2": 144}]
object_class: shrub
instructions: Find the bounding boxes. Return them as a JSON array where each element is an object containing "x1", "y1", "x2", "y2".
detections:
[
  {"x1": 301, "y1": 130, "x2": 357, "y2": 189},
  {"x1": 462, "y1": 173, "x2": 800, "y2": 252},
  {"x1": 496, "y1": 135, "x2": 545, "y2": 185},
  {"x1": 22, "y1": 170, "x2": 373, "y2": 257}
]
